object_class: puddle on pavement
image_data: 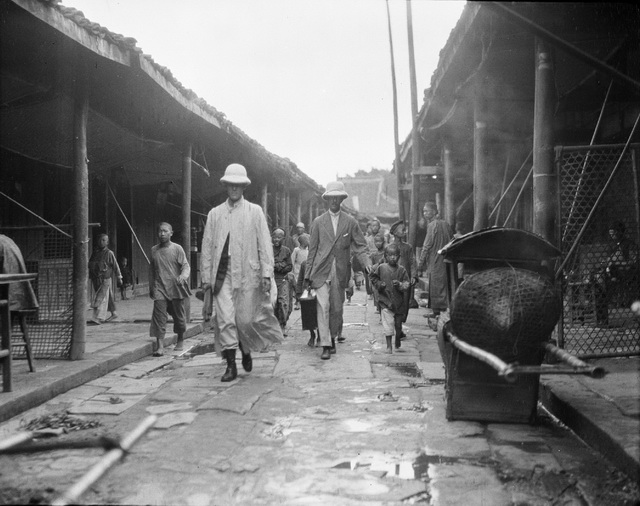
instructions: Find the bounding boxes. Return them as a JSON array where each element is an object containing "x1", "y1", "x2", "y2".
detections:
[
  {"x1": 332, "y1": 452, "x2": 467, "y2": 481},
  {"x1": 388, "y1": 364, "x2": 422, "y2": 378}
]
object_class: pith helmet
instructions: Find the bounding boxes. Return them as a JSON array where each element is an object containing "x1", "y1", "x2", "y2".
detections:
[
  {"x1": 220, "y1": 163, "x2": 251, "y2": 186},
  {"x1": 322, "y1": 181, "x2": 348, "y2": 200}
]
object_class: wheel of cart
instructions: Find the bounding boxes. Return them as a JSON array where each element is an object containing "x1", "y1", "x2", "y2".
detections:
[{"x1": 436, "y1": 228, "x2": 606, "y2": 424}]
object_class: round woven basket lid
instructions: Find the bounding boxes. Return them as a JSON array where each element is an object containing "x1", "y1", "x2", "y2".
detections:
[{"x1": 450, "y1": 267, "x2": 560, "y2": 363}]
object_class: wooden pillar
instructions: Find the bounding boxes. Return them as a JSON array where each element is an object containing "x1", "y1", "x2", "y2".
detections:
[
  {"x1": 70, "y1": 66, "x2": 89, "y2": 361},
  {"x1": 284, "y1": 190, "x2": 291, "y2": 232},
  {"x1": 278, "y1": 188, "x2": 286, "y2": 229},
  {"x1": 296, "y1": 195, "x2": 302, "y2": 225},
  {"x1": 443, "y1": 142, "x2": 455, "y2": 227},
  {"x1": 261, "y1": 183, "x2": 268, "y2": 216},
  {"x1": 473, "y1": 88, "x2": 489, "y2": 231},
  {"x1": 533, "y1": 38, "x2": 557, "y2": 243},
  {"x1": 181, "y1": 143, "x2": 192, "y2": 258},
  {"x1": 181, "y1": 143, "x2": 192, "y2": 321},
  {"x1": 308, "y1": 199, "x2": 314, "y2": 223}
]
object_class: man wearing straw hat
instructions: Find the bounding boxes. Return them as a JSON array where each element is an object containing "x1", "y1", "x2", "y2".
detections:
[
  {"x1": 201, "y1": 163, "x2": 283, "y2": 382},
  {"x1": 305, "y1": 181, "x2": 372, "y2": 360}
]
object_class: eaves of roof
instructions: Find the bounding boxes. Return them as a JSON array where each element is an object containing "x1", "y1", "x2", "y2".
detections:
[{"x1": 12, "y1": 0, "x2": 320, "y2": 193}]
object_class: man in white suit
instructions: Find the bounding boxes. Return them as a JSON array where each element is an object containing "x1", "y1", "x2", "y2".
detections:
[{"x1": 305, "y1": 181, "x2": 372, "y2": 360}]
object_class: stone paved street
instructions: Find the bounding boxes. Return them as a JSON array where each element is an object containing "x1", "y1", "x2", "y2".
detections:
[{"x1": 0, "y1": 288, "x2": 638, "y2": 505}]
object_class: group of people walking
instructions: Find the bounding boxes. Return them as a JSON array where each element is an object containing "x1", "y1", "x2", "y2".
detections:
[{"x1": 86, "y1": 162, "x2": 455, "y2": 382}]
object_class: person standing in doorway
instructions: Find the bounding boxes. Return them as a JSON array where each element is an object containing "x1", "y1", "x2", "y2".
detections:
[
  {"x1": 305, "y1": 181, "x2": 372, "y2": 360},
  {"x1": 200, "y1": 163, "x2": 283, "y2": 382},
  {"x1": 418, "y1": 202, "x2": 453, "y2": 321},
  {"x1": 149, "y1": 222, "x2": 191, "y2": 356},
  {"x1": 88, "y1": 233, "x2": 122, "y2": 325}
]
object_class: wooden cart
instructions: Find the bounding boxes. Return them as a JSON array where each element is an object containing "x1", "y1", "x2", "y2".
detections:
[{"x1": 436, "y1": 228, "x2": 605, "y2": 424}]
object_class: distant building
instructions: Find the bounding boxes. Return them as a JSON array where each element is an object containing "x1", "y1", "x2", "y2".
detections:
[{"x1": 338, "y1": 171, "x2": 399, "y2": 226}]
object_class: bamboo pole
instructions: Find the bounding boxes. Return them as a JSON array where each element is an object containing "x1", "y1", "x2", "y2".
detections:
[
  {"x1": 543, "y1": 343, "x2": 606, "y2": 378},
  {"x1": 488, "y1": 150, "x2": 533, "y2": 222},
  {"x1": 52, "y1": 415, "x2": 157, "y2": 506},
  {"x1": 406, "y1": 0, "x2": 420, "y2": 248},
  {"x1": 108, "y1": 185, "x2": 150, "y2": 265},
  {"x1": 448, "y1": 334, "x2": 516, "y2": 382},
  {"x1": 562, "y1": 80, "x2": 613, "y2": 244},
  {"x1": 385, "y1": 0, "x2": 404, "y2": 223}
]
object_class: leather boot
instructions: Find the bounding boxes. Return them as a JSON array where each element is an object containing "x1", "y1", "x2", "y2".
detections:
[
  {"x1": 321, "y1": 347, "x2": 331, "y2": 360},
  {"x1": 395, "y1": 334, "x2": 401, "y2": 349},
  {"x1": 221, "y1": 349, "x2": 238, "y2": 382},
  {"x1": 238, "y1": 342, "x2": 252, "y2": 372},
  {"x1": 386, "y1": 335, "x2": 393, "y2": 354},
  {"x1": 330, "y1": 338, "x2": 336, "y2": 354}
]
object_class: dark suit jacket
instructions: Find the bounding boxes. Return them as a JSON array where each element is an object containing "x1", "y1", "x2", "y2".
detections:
[{"x1": 306, "y1": 211, "x2": 371, "y2": 290}]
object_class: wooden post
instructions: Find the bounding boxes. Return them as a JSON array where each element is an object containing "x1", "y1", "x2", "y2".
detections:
[
  {"x1": 279, "y1": 188, "x2": 286, "y2": 229},
  {"x1": 296, "y1": 195, "x2": 302, "y2": 225},
  {"x1": 473, "y1": 87, "x2": 489, "y2": 231},
  {"x1": 181, "y1": 143, "x2": 192, "y2": 321},
  {"x1": 284, "y1": 190, "x2": 291, "y2": 233},
  {"x1": 70, "y1": 65, "x2": 89, "y2": 361},
  {"x1": 443, "y1": 141, "x2": 455, "y2": 227},
  {"x1": 261, "y1": 183, "x2": 268, "y2": 216},
  {"x1": 406, "y1": 0, "x2": 420, "y2": 248},
  {"x1": 533, "y1": 38, "x2": 557, "y2": 243}
]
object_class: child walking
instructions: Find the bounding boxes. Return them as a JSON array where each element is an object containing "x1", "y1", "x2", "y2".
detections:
[
  {"x1": 369, "y1": 243, "x2": 410, "y2": 353},
  {"x1": 370, "y1": 234, "x2": 386, "y2": 314}
]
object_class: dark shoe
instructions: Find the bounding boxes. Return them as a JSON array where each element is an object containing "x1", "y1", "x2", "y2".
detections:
[
  {"x1": 321, "y1": 347, "x2": 331, "y2": 360},
  {"x1": 221, "y1": 349, "x2": 238, "y2": 382},
  {"x1": 330, "y1": 338, "x2": 336, "y2": 354},
  {"x1": 337, "y1": 336, "x2": 346, "y2": 343},
  {"x1": 241, "y1": 352, "x2": 252, "y2": 372},
  {"x1": 238, "y1": 343, "x2": 252, "y2": 372}
]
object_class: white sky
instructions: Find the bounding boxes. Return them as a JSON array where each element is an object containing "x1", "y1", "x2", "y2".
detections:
[{"x1": 61, "y1": 0, "x2": 466, "y2": 185}]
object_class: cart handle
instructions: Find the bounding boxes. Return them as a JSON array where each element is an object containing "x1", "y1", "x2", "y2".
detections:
[
  {"x1": 448, "y1": 333, "x2": 517, "y2": 382},
  {"x1": 542, "y1": 343, "x2": 606, "y2": 378}
]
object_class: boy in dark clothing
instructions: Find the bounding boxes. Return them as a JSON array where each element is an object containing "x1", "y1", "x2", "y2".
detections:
[
  {"x1": 272, "y1": 227, "x2": 293, "y2": 335},
  {"x1": 369, "y1": 243, "x2": 410, "y2": 353}
]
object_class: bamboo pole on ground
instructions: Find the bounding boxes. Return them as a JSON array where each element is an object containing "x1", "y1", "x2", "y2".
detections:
[{"x1": 52, "y1": 415, "x2": 157, "y2": 506}]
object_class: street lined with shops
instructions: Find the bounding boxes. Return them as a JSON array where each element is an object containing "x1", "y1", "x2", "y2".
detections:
[{"x1": 1, "y1": 288, "x2": 638, "y2": 505}]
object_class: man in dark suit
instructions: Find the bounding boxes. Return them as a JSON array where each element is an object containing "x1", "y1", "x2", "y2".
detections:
[{"x1": 305, "y1": 181, "x2": 372, "y2": 360}]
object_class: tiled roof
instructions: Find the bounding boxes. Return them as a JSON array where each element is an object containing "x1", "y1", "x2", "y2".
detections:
[{"x1": 36, "y1": 0, "x2": 318, "y2": 189}]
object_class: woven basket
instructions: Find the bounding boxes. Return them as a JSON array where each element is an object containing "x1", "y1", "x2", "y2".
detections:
[{"x1": 450, "y1": 267, "x2": 560, "y2": 364}]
